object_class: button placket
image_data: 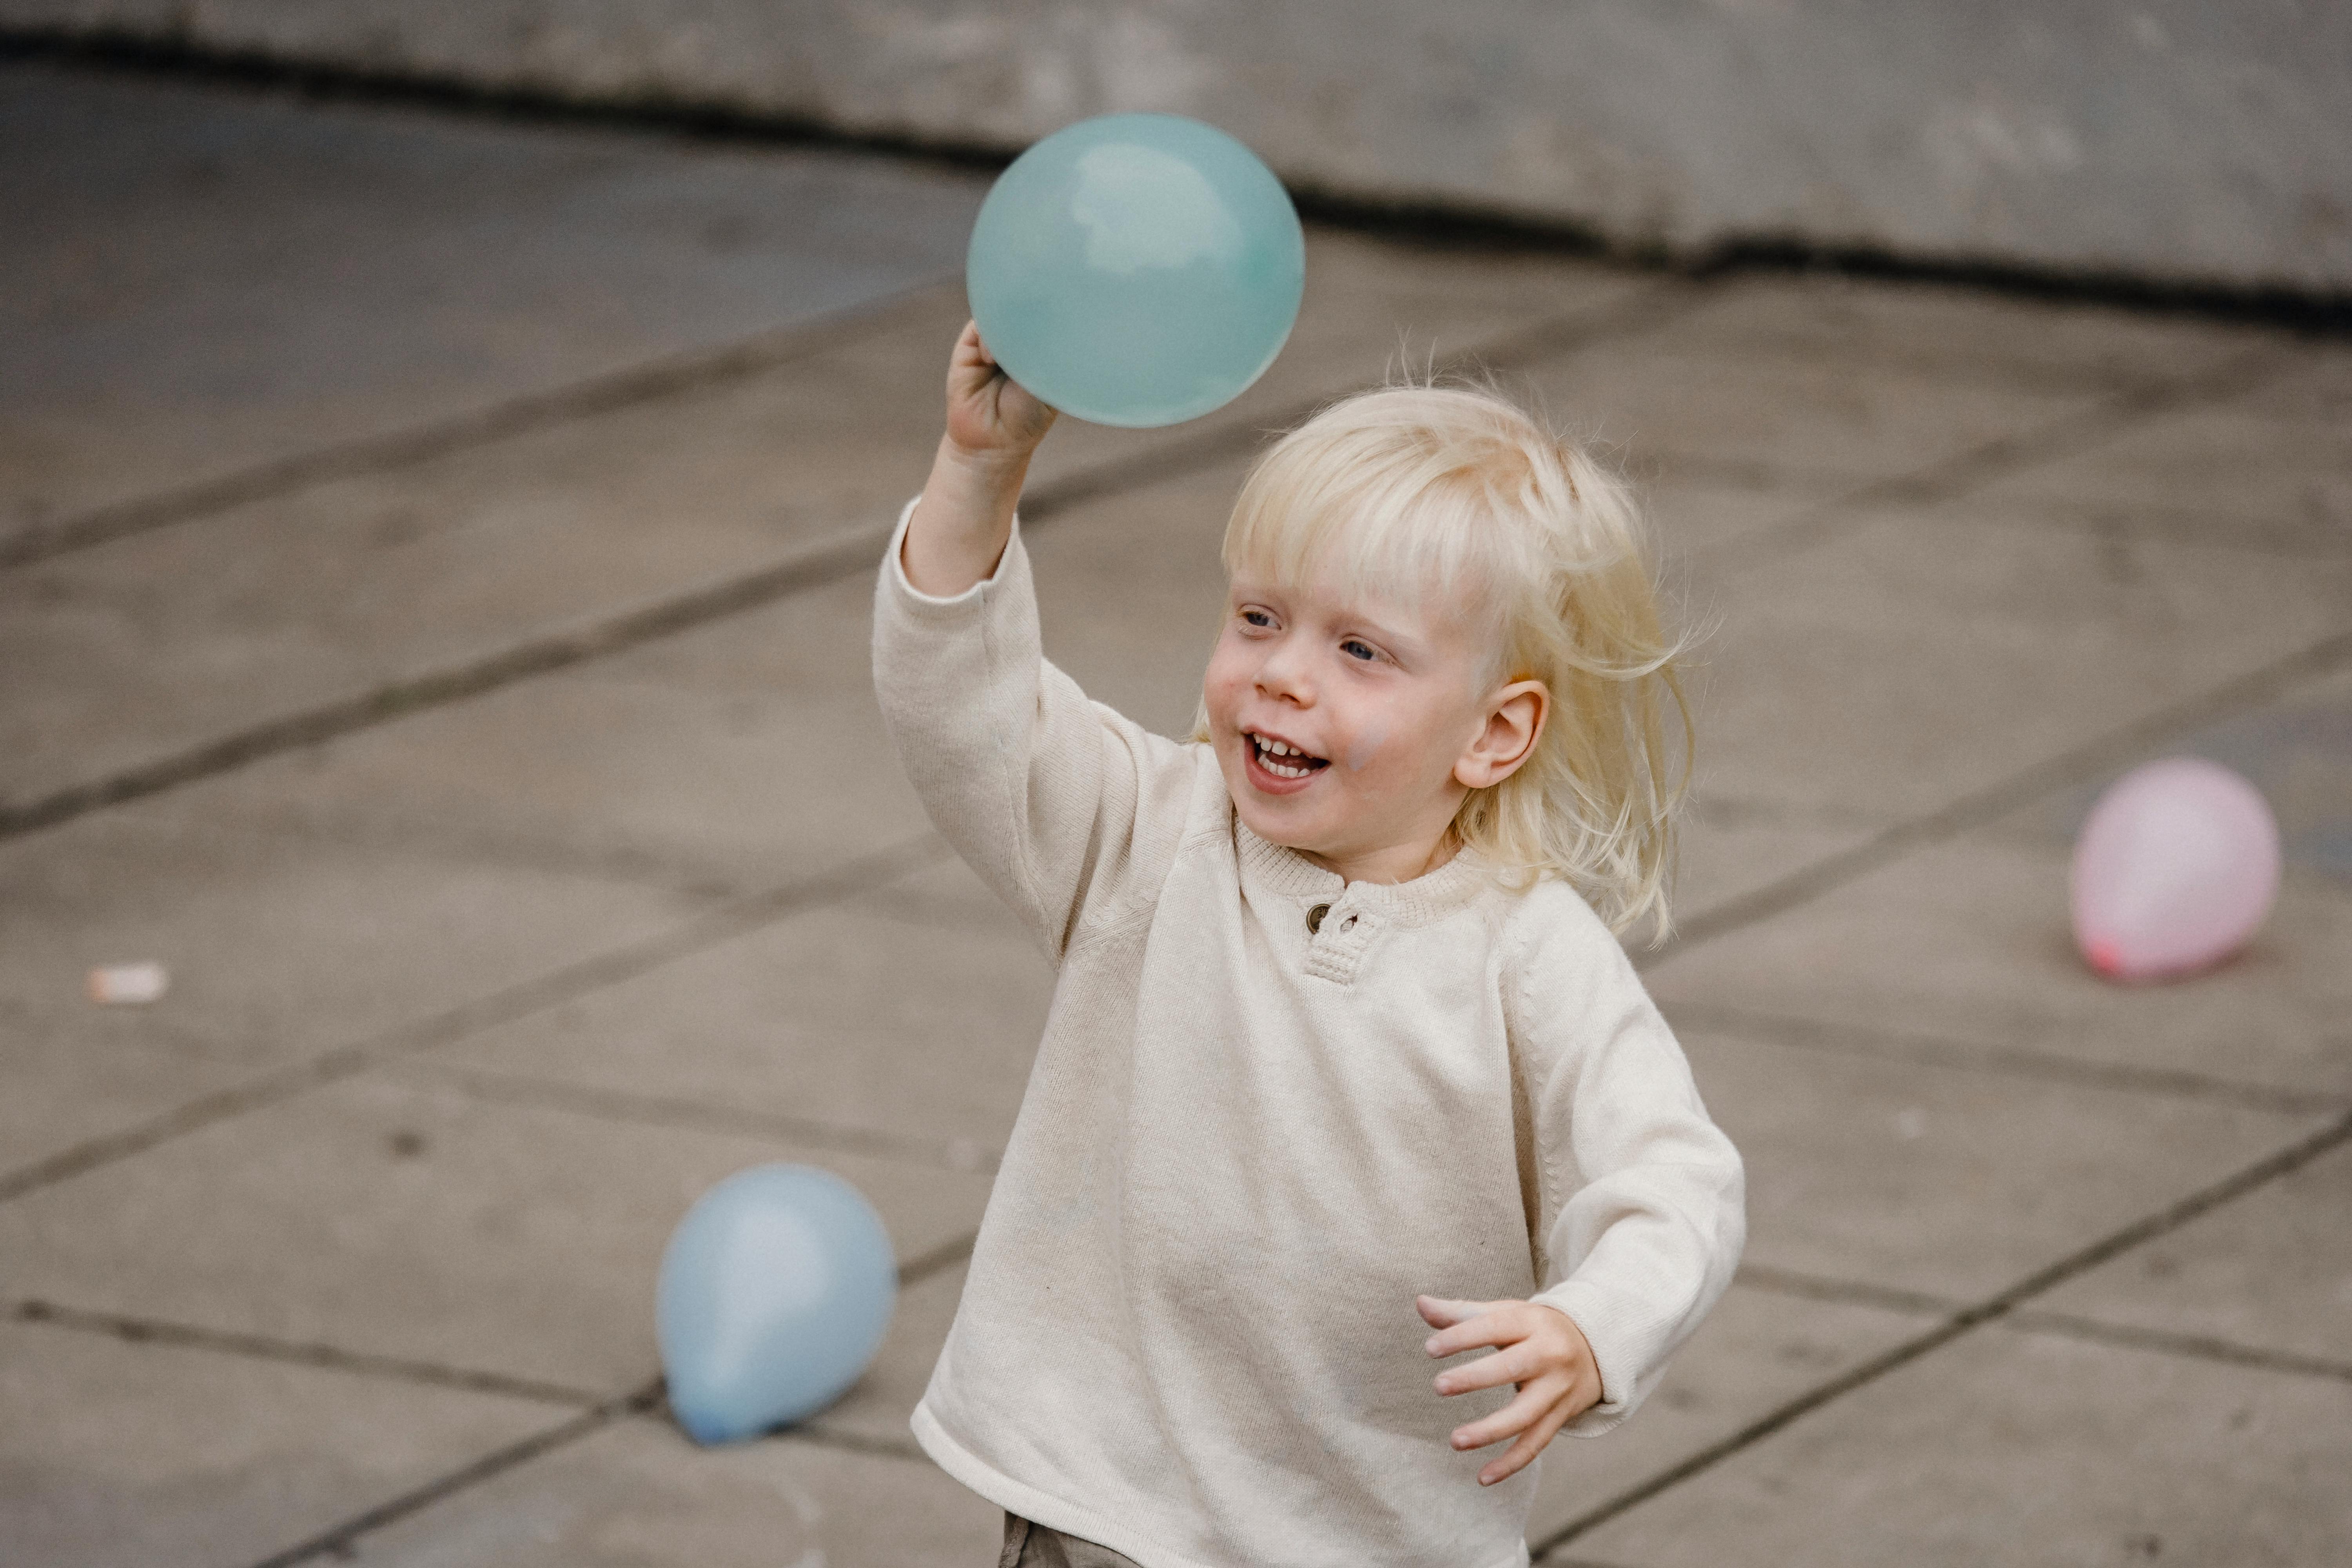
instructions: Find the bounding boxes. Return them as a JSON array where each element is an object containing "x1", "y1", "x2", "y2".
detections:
[
  {"x1": 1302, "y1": 898, "x2": 1374, "y2": 983},
  {"x1": 1305, "y1": 900, "x2": 1362, "y2": 939}
]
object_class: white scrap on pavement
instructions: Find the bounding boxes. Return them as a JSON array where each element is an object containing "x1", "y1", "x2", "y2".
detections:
[{"x1": 87, "y1": 962, "x2": 170, "y2": 1005}]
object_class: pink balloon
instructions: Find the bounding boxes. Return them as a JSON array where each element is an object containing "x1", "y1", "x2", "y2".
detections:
[{"x1": 2071, "y1": 758, "x2": 2280, "y2": 982}]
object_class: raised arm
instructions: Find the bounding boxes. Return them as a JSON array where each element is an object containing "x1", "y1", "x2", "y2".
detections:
[
  {"x1": 901, "y1": 321, "x2": 1058, "y2": 597},
  {"x1": 875, "y1": 325, "x2": 1201, "y2": 958}
]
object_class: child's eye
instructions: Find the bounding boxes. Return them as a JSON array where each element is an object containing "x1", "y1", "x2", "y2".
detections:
[
  {"x1": 1240, "y1": 608, "x2": 1274, "y2": 629},
  {"x1": 1340, "y1": 639, "x2": 1379, "y2": 662}
]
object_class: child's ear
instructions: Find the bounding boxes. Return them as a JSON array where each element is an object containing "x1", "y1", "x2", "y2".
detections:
[{"x1": 1455, "y1": 681, "x2": 1548, "y2": 790}]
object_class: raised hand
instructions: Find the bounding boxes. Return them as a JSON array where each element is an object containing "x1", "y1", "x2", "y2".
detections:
[
  {"x1": 944, "y1": 319, "x2": 1057, "y2": 460},
  {"x1": 904, "y1": 322, "x2": 1058, "y2": 598},
  {"x1": 1419, "y1": 1294, "x2": 1603, "y2": 1486}
]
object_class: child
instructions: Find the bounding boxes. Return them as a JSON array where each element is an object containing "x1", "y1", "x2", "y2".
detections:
[{"x1": 874, "y1": 323, "x2": 1744, "y2": 1568}]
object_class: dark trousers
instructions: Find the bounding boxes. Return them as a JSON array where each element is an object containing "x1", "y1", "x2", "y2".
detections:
[{"x1": 999, "y1": 1512, "x2": 1145, "y2": 1568}]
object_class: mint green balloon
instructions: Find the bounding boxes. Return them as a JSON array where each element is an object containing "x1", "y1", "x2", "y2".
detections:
[{"x1": 967, "y1": 114, "x2": 1305, "y2": 428}]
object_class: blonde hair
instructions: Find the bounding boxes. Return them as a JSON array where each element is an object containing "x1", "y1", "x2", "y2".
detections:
[{"x1": 1196, "y1": 380, "x2": 1693, "y2": 941}]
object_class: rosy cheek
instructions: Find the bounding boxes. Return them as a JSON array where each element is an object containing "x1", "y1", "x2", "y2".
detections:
[
  {"x1": 1201, "y1": 654, "x2": 1238, "y2": 711},
  {"x1": 1343, "y1": 721, "x2": 1388, "y2": 773}
]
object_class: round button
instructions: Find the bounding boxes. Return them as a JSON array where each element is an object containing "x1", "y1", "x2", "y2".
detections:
[{"x1": 1306, "y1": 902, "x2": 1330, "y2": 935}]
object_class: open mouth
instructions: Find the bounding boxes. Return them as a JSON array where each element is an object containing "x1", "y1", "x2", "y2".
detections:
[{"x1": 1247, "y1": 731, "x2": 1330, "y2": 781}]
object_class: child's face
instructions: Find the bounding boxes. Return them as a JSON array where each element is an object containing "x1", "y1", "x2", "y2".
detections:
[{"x1": 1202, "y1": 564, "x2": 1539, "y2": 882}]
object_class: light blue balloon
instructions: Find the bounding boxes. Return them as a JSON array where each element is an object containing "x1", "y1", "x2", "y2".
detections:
[
  {"x1": 656, "y1": 1164, "x2": 896, "y2": 1445},
  {"x1": 967, "y1": 113, "x2": 1306, "y2": 428}
]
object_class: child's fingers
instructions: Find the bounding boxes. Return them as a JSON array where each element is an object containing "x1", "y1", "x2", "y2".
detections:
[
  {"x1": 947, "y1": 323, "x2": 1006, "y2": 392},
  {"x1": 1423, "y1": 1304, "x2": 1527, "y2": 1359},
  {"x1": 1475, "y1": 1397, "x2": 1578, "y2": 1488},
  {"x1": 1433, "y1": 1345, "x2": 1535, "y2": 1397},
  {"x1": 1414, "y1": 1295, "x2": 1491, "y2": 1331},
  {"x1": 1447, "y1": 1374, "x2": 1560, "y2": 1453}
]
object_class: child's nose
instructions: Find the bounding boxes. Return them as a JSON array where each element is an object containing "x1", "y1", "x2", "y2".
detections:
[{"x1": 1256, "y1": 644, "x2": 1315, "y2": 703}]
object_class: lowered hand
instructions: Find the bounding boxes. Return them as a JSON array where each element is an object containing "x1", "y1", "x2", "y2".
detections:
[{"x1": 1419, "y1": 1294, "x2": 1602, "y2": 1486}]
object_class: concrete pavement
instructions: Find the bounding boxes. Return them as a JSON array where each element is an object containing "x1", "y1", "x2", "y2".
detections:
[{"x1": 3, "y1": 58, "x2": 2348, "y2": 1568}]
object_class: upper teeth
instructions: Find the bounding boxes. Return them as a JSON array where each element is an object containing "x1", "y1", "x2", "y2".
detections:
[{"x1": 1252, "y1": 734, "x2": 1316, "y2": 779}]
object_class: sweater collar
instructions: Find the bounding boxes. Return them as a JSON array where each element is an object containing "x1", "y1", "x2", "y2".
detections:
[{"x1": 1233, "y1": 817, "x2": 1492, "y2": 928}]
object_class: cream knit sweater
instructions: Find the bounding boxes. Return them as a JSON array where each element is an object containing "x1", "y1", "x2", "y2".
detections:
[{"x1": 873, "y1": 501, "x2": 1744, "y2": 1568}]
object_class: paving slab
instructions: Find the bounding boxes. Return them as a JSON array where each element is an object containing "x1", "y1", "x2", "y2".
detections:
[
  {"x1": 1524, "y1": 1283, "x2": 1931, "y2": 1546},
  {"x1": 0, "y1": 61, "x2": 984, "y2": 539},
  {"x1": 2032, "y1": 1139, "x2": 2352, "y2": 1371},
  {"x1": 1022, "y1": 461, "x2": 1246, "y2": 739},
  {"x1": 1650, "y1": 835, "x2": 2352, "y2": 1103},
  {"x1": 1682, "y1": 507, "x2": 2352, "y2": 824},
  {"x1": 117, "y1": 568, "x2": 934, "y2": 902},
  {"x1": 1677, "y1": 1025, "x2": 2323, "y2": 1303},
  {"x1": 0, "y1": 1315, "x2": 562, "y2": 1568},
  {"x1": 1635, "y1": 506, "x2": 2352, "y2": 938},
  {"x1": 1569, "y1": 1321, "x2": 2352, "y2": 1568},
  {"x1": 1521, "y1": 307, "x2": 2113, "y2": 492},
  {"x1": 0, "y1": 283, "x2": 966, "y2": 808},
  {"x1": 0, "y1": 1073, "x2": 991, "y2": 1394},
  {"x1": 1657, "y1": 798, "x2": 1873, "y2": 940},
  {"x1": 354, "y1": 1414, "x2": 998, "y2": 1568},
  {"x1": 1955, "y1": 339, "x2": 2352, "y2": 551},
  {"x1": 1622, "y1": 272, "x2": 2280, "y2": 395},
  {"x1": 1636, "y1": 470, "x2": 1853, "y2": 563},
  {"x1": 425, "y1": 879, "x2": 1052, "y2": 1161},
  {"x1": 182, "y1": 456, "x2": 1228, "y2": 894},
  {"x1": 0, "y1": 803, "x2": 700, "y2": 1180}
]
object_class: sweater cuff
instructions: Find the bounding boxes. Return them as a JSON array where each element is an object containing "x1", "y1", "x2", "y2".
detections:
[
  {"x1": 882, "y1": 493, "x2": 1022, "y2": 617},
  {"x1": 1532, "y1": 1277, "x2": 1644, "y2": 1438}
]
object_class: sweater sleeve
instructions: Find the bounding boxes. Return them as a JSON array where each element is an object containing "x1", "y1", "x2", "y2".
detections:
[
  {"x1": 871, "y1": 497, "x2": 1202, "y2": 958},
  {"x1": 1509, "y1": 896, "x2": 1747, "y2": 1437}
]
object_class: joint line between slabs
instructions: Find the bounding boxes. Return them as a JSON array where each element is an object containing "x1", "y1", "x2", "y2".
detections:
[
  {"x1": 411, "y1": 1060, "x2": 1002, "y2": 1175},
  {"x1": 0, "y1": 832, "x2": 953, "y2": 1207},
  {"x1": 1731, "y1": 1261, "x2": 1956, "y2": 1318},
  {"x1": 0, "y1": 281, "x2": 1710, "y2": 848},
  {"x1": 898, "y1": 1228, "x2": 978, "y2": 1289},
  {"x1": 0, "y1": 278, "x2": 961, "y2": 573},
  {"x1": 1532, "y1": 1107, "x2": 2352, "y2": 1559},
  {"x1": 242, "y1": 1390, "x2": 936, "y2": 1568},
  {"x1": 0, "y1": 519, "x2": 902, "y2": 842},
  {"x1": 1731, "y1": 1264, "x2": 2352, "y2": 1385},
  {"x1": 777, "y1": 1423, "x2": 930, "y2": 1463},
  {"x1": 244, "y1": 1378, "x2": 666, "y2": 1568},
  {"x1": 5, "y1": 1232, "x2": 976, "y2": 1415},
  {"x1": 1641, "y1": 623, "x2": 2352, "y2": 973},
  {"x1": 6, "y1": 1297, "x2": 601, "y2": 1406},
  {"x1": 2000, "y1": 1309, "x2": 2352, "y2": 1385},
  {"x1": 1671, "y1": 1002, "x2": 2350, "y2": 1118},
  {"x1": 1699, "y1": 343, "x2": 2292, "y2": 573},
  {"x1": 228, "y1": 1256, "x2": 962, "y2": 1567}
]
